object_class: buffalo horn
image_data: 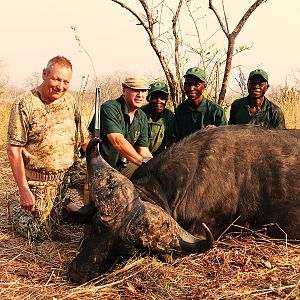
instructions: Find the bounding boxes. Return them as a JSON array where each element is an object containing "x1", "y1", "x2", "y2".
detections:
[{"x1": 120, "y1": 200, "x2": 213, "y2": 254}]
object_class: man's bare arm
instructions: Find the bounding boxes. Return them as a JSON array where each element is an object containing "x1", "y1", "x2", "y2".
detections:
[
  {"x1": 135, "y1": 146, "x2": 153, "y2": 161},
  {"x1": 7, "y1": 144, "x2": 35, "y2": 211},
  {"x1": 107, "y1": 133, "x2": 147, "y2": 166}
]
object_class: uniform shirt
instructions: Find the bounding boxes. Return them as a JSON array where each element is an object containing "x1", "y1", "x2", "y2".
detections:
[
  {"x1": 229, "y1": 96, "x2": 286, "y2": 129},
  {"x1": 174, "y1": 97, "x2": 227, "y2": 141},
  {"x1": 7, "y1": 89, "x2": 90, "y2": 172},
  {"x1": 89, "y1": 96, "x2": 149, "y2": 169},
  {"x1": 141, "y1": 104, "x2": 174, "y2": 156}
]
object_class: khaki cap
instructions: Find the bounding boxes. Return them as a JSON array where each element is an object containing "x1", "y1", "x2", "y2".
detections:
[{"x1": 122, "y1": 76, "x2": 150, "y2": 90}]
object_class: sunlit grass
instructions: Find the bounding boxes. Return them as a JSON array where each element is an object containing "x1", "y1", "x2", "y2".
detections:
[
  {"x1": 0, "y1": 92, "x2": 14, "y2": 145},
  {"x1": 0, "y1": 84, "x2": 299, "y2": 147},
  {"x1": 271, "y1": 88, "x2": 300, "y2": 129}
]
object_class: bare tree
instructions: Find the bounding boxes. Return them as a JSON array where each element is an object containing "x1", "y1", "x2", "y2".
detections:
[
  {"x1": 0, "y1": 58, "x2": 9, "y2": 89},
  {"x1": 209, "y1": 0, "x2": 267, "y2": 105},
  {"x1": 25, "y1": 72, "x2": 42, "y2": 89},
  {"x1": 110, "y1": 0, "x2": 185, "y2": 108},
  {"x1": 109, "y1": 0, "x2": 267, "y2": 106},
  {"x1": 289, "y1": 69, "x2": 300, "y2": 91}
]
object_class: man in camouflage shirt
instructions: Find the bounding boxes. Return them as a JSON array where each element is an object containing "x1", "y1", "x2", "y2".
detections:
[
  {"x1": 7, "y1": 56, "x2": 91, "y2": 242},
  {"x1": 174, "y1": 67, "x2": 227, "y2": 141},
  {"x1": 141, "y1": 81, "x2": 174, "y2": 156},
  {"x1": 229, "y1": 69, "x2": 286, "y2": 128}
]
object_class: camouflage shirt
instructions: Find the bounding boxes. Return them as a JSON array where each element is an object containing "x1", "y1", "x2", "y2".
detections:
[
  {"x1": 229, "y1": 96, "x2": 286, "y2": 129},
  {"x1": 174, "y1": 97, "x2": 227, "y2": 141},
  {"x1": 7, "y1": 89, "x2": 90, "y2": 172},
  {"x1": 141, "y1": 104, "x2": 174, "y2": 156}
]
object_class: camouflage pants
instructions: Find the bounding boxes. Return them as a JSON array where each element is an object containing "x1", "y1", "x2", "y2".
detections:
[{"x1": 11, "y1": 158, "x2": 86, "y2": 242}]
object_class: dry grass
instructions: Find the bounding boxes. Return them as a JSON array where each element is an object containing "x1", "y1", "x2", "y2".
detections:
[
  {"x1": 0, "y1": 144, "x2": 300, "y2": 299},
  {"x1": 0, "y1": 85, "x2": 299, "y2": 299},
  {"x1": 0, "y1": 91, "x2": 15, "y2": 145},
  {"x1": 0, "y1": 225, "x2": 299, "y2": 299},
  {"x1": 272, "y1": 88, "x2": 300, "y2": 129}
]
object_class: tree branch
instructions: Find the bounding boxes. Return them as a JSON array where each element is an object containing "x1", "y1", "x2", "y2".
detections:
[
  {"x1": 231, "y1": 0, "x2": 267, "y2": 38},
  {"x1": 209, "y1": 0, "x2": 268, "y2": 104},
  {"x1": 111, "y1": 0, "x2": 150, "y2": 34},
  {"x1": 208, "y1": 0, "x2": 229, "y2": 38},
  {"x1": 110, "y1": 0, "x2": 179, "y2": 106},
  {"x1": 172, "y1": 0, "x2": 184, "y2": 96}
]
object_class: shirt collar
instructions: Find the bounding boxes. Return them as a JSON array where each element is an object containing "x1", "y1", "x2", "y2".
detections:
[{"x1": 185, "y1": 98, "x2": 207, "y2": 112}]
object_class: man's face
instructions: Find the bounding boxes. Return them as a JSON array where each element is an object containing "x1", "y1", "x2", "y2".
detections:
[
  {"x1": 123, "y1": 87, "x2": 148, "y2": 111},
  {"x1": 247, "y1": 75, "x2": 269, "y2": 100},
  {"x1": 148, "y1": 91, "x2": 168, "y2": 114},
  {"x1": 184, "y1": 76, "x2": 206, "y2": 101},
  {"x1": 41, "y1": 64, "x2": 72, "y2": 103}
]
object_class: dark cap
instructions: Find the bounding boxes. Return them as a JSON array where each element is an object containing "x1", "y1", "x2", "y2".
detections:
[
  {"x1": 248, "y1": 69, "x2": 268, "y2": 82},
  {"x1": 184, "y1": 67, "x2": 206, "y2": 82},
  {"x1": 147, "y1": 81, "x2": 169, "y2": 100}
]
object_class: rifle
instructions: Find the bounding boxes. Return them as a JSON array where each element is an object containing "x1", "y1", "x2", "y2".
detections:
[
  {"x1": 83, "y1": 87, "x2": 101, "y2": 203},
  {"x1": 94, "y1": 87, "x2": 101, "y2": 139}
]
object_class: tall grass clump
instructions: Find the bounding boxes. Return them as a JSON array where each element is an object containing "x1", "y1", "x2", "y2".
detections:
[
  {"x1": 270, "y1": 86, "x2": 300, "y2": 129},
  {"x1": 0, "y1": 91, "x2": 17, "y2": 145}
]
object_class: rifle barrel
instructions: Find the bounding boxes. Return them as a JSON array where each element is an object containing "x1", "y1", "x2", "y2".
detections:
[{"x1": 94, "y1": 87, "x2": 101, "y2": 138}]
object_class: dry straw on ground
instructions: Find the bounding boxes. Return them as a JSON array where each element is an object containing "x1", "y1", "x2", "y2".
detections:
[
  {"x1": 0, "y1": 146, "x2": 299, "y2": 300},
  {"x1": 0, "y1": 87, "x2": 299, "y2": 299},
  {"x1": 1, "y1": 226, "x2": 299, "y2": 300}
]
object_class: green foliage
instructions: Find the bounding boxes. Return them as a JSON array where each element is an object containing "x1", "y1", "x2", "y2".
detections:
[{"x1": 235, "y1": 44, "x2": 253, "y2": 54}]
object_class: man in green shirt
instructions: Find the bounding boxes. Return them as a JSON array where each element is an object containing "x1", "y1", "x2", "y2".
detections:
[
  {"x1": 89, "y1": 76, "x2": 153, "y2": 178},
  {"x1": 141, "y1": 81, "x2": 174, "y2": 156},
  {"x1": 174, "y1": 67, "x2": 227, "y2": 141},
  {"x1": 229, "y1": 69, "x2": 286, "y2": 128}
]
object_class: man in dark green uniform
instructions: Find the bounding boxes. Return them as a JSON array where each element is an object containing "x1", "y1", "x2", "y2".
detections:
[
  {"x1": 89, "y1": 76, "x2": 153, "y2": 178},
  {"x1": 229, "y1": 69, "x2": 285, "y2": 128},
  {"x1": 141, "y1": 81, "x2": 174, "y2": 156},
  {"x1": 174, "y1": 67, "x2": 227, "y2": 141}
]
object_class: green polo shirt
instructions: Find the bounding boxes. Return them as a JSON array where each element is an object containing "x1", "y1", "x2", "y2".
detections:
[
  {"x1": 141, "y1": 104, "x2": 174, "y2": 156},
  {"x1": 89, "y1": 96, "x2": 149, "y2": 169},
  {"x1": 174, "y1": 97, "x2": 227, "y2": 141},
  {"x1": 229, "y1": 96, "x2": 286, "y2": 129}
]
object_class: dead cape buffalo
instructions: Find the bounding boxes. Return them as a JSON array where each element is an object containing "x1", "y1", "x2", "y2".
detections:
[{"x1": 68, "y1": 125, "x2": 300, "y2": 283}]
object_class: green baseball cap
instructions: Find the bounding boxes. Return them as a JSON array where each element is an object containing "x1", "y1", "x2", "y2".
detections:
[
  {"x1": 147, "y1": 81, "x2": 169, "y2": 99},
  {"x1": 184, "y1": 67, "x2": 206, "y2": 82},
  {"x1": 248, "y1": 69, "x2": 268, "y2": 82}
]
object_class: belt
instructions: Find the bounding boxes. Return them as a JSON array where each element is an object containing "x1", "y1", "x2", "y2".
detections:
[{"x1": 25, "y1": 169, "x2": 68, "y2": 182}]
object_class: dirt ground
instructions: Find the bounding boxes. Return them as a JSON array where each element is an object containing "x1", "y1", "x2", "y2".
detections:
[{"x1": 0, "y1": 144, "x2": 299, "y2": 300}]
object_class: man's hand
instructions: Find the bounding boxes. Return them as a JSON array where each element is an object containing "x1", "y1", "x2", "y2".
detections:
[
  {"x1": 19, "y1": 187, "x2": 35, "y2": 212},
  {"x1": 141, "y1": 158, "x2": 151, "y2": 164},
  {"x1": 205, "y1": 125, "x2": 216, "y2": 129}
]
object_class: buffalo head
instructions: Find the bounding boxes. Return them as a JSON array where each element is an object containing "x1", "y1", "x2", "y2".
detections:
[{"x1": 68, "y1": 138, "x2": 213, "y2": 283}]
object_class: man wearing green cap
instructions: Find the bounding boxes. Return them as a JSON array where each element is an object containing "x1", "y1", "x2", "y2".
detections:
[
  {"x1": 89, "y1": 76, "x2": 153, "y2": 178},
  {"x1": 229, "y1": 69, "x2": 285, "y2": 128},
  {"x1": 141, "y1": 81, "x2": 174, "y2": 156},
  {"x1": 174, "y1": 67, "x2": 227, "y2": 141}
]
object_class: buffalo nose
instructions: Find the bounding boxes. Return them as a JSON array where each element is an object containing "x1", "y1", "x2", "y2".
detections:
[{"x1": 68, "y1": 261, "x2": 85, "y2": 284}]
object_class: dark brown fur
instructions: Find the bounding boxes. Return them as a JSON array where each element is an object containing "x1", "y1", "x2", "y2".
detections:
[
  {"x1": 132, "y1": 125, "x2": 300, "y2": 240},
  {"x1": 69, "y1": 138, "x2": 213, "y2": 283}
]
